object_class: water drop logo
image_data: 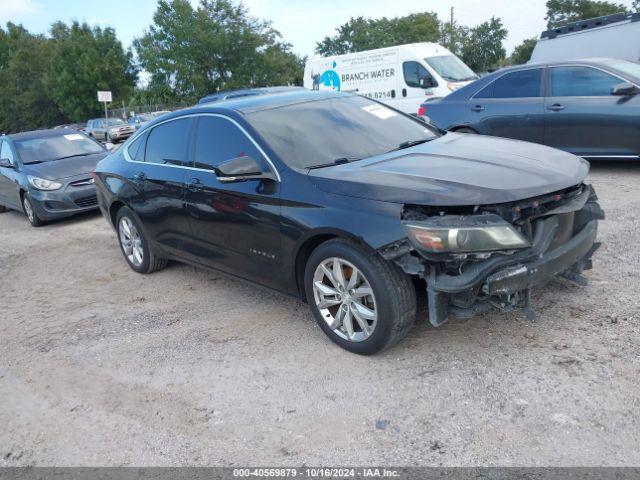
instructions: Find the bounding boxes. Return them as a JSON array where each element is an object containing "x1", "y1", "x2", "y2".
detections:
[{"x1": 319, "y1": 61, "x2": 341, "y2": 91}]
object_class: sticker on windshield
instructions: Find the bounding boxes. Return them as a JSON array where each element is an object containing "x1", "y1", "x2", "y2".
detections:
[
  {"x1": 362, "y1": 104, "x2": 397, "y2": 120},
  {"x1": 64, "y1": 134, "x2": 84, "y2": 141}
]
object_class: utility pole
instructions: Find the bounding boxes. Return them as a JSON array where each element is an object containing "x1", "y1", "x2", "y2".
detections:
[{"x1": 450, "y1": 6, "x2": 455, "y2": 51}]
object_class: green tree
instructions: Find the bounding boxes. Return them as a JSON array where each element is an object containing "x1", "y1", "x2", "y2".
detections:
[
  {"x1": 0, "y1": 23, "x2": 64, "y2": 133},
  {"x1": 459, "y1": 17, "x2": 508, "y2": 72},
  {"x1": 315, "y1": 13, "x2": 440, "y2": 55},
  {"x1": 135, "y1": 0, "x2": 302, "y2": 100},
  {"x1": 510, "y1": 38, "x2": 537, "y2": 65},
  {"x1": 545, "y1": 0, "x2": 630, "y2": 28},
  {"x1": 45, "y1": 21, "x2": 137, "y2": 122}
]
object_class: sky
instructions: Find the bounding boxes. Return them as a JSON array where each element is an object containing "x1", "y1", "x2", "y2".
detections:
[{"x1": 0, "y1": 0, "x2": 636, "y2": 57}]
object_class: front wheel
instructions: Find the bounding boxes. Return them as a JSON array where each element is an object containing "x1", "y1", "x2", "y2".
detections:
[
  {"x1": 22, "y1": 193, "x2": 43, "y2": 227},
  {"x1": 116, "y1": 206, "x2": 167, "y2": 274},
  {"x1": 304, "y1": 239, "x2": 416, "y2": 355}
]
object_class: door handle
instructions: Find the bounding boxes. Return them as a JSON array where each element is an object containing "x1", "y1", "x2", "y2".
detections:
[
  {"x1": 471, "y1": 105, "x2": 485, "y2": 112},
  {"x1": 187, "y1": 178, "x2": 203, "y2": 192},
  {"x1": 132, "y1": 171, "x2": 146, "y2": 182},
  {"x1": 402, "y1": 88, "x2": 407, "y2": 97},
  {"x1": 547, "y1": 103, "x2": 565, "y2": 111}
]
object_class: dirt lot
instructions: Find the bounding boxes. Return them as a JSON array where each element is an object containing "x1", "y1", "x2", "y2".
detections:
[{"x1": 1, "y1": 162, "x2": 639, "y2": 467}]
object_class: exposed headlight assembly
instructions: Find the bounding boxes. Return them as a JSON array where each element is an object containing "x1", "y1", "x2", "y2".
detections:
[
  {"x1": 28, "y1": 176, "x2": 63, "y2": 191},
  {"x1": 404, "y1": 214, "x2": 530, "y2": 253}
]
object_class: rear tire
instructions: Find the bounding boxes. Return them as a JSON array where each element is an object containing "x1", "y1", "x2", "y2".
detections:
[
  {"x1": 0, "y1": 204, "x2": 8, "y2": 213},
  {"x1": 22, "y1": 193, "x2": 43, "y2": 227},
  {"x1": 304, "y1": 238, "x2": 416, "y2": 355},
  {"x1": 454, "y1": 127, "x2": 477, "y2": 134},
  {"x1": 115, "y1": 206, "x2": 167, "y2": 274}
]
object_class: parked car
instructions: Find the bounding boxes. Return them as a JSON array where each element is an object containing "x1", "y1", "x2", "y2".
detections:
[
  {"x1": 198, "y1": 86, "x2": 304, "y2": 104},
  {"x1": 419, "y1": 58, "x2": 640, "y2": 160},
  {"x1": 304, "y1": 43, "x2": 478, "y2": 114},
  {"x1": 86, "y1": 118, "x2": 135, "y2": 142},
  {"x1": 53, "y1": 123, "x2": 86, "y2": 131},
  {"x1": 0, "y1": 129, "x2": 109, "y2": 226},
  {"x1": 128, "y1": 111, "x2": 172, "y2": 130},
  {"x1": 128, "y1": 113, "x2": 155, "y2": 130},
  {"x1": 94, "y1": 90, "x2": 603, "y2": 354}
]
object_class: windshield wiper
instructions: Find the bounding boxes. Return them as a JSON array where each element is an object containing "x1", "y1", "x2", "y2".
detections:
[
  {"x1": 386, "y1": 139, "x2": 432, "y2": 154},
  {"x1": 54, "y1": 152, "x2": 99, "y2": 161},
  {"x1": 307, "y1": 157, "x2": 359, "y2": 170}
]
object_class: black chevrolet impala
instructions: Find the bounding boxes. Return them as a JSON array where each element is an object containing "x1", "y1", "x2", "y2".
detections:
[{"x1": 94, "y1": 90, "x2": 603, "y2": 354}]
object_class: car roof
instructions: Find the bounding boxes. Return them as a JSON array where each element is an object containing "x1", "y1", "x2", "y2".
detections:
[
  {"x1": 4, "y1": 128, "x2": 84, "y2": 141},
  {"x1": 194, "y1": 89, "x2": 353, "y2": 114},
  {"x1": 198, "y1": 86, "x2": 305, "y2": 105},
  {"x1": 501, "y1": 57, "x2": 629, "y2": 72},
  {"x1": 177, "y1": 90, "x2": 350, "y2": 118}
]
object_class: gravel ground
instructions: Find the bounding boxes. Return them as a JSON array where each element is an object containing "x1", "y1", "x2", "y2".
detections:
[{"x1": 0, "y1": 162, "x2": 639, "y2": 467}]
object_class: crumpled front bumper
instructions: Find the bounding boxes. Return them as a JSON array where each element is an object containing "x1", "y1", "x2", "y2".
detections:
[
  {"x1": 417, "y1": 187, "x2": 604, "y2": 327},
  {"x1": 482, "y1": 220, "x2": 597, "y2": 297}
]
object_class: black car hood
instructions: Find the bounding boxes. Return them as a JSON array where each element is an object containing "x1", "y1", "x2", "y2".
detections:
[
  {"x1": 22, "y1": 152, "x2": 107, "y2": 180},
  {"x1": 308, "y1": 133, "x2": 589, "y2": 206}
]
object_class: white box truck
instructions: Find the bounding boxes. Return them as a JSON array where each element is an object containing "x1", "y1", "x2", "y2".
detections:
[
  {"x1": 530, "y1": 13, "x2": 640, "y2": 63},
  {"x1": 304, "y1": 43, "x2": 478, "y2": 115}
]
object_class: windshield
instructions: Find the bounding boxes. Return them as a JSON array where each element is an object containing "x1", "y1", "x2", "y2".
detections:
[
  {"x1": 247, "y1": 95, "x2": 439, "y2": 169},
  {"x1": 609, "y1": 60, "x2": 640, "y2": 81},
  {"x1": 425, "y1": 55, "x2": 478, "y2": 82},
  {"x1": 15, "y1": 133, "x2": 104, "y2": 164},
  {"x1": 106, "y1": 118, "x2": 124, "y2": 126}
]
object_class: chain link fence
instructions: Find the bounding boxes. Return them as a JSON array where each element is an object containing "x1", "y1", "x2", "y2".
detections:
[{"x1": 107, "y1": 101, "x2": 193, "y2": 120}]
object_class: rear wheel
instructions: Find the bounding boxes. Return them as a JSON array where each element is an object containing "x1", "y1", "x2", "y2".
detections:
[
  {"x1": 22, "y1": 193, "x2": 43, "y2": 227},
  {"x1": 454, "y1": 127, "x2": 477, "y2": 134},
  {"x1": 0, "y1": 204, "x2": 8, "y2": 213},
  {"x1": 116, "y1": 206, "x2": 167, "y2": 274},
  {"x1": 304, "y1": 238, "x2": 416, "y2": 355}
]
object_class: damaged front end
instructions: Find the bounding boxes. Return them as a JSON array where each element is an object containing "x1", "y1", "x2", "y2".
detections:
[{"x1": 379, "y1": 183, "x2": 604, "y2": 327}]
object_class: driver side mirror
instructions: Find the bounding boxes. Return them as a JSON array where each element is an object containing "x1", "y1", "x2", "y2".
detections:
[
  {"x1": 0, "y1": 158, "x2": 13, "y2": 168},
  {"x1": 216, "y1": 155, "x2": 275, "y2": 183},
  {"x1": 611, "y1": 82, "x2": 640, "y2": 96},
  {"x1": 420, "y1": 76, "x2": 436, "y2": 89}
]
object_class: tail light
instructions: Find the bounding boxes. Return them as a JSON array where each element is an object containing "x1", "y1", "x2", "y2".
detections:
[{"x1": 417, "y1": 106, "x2": 426, "y2": 116}]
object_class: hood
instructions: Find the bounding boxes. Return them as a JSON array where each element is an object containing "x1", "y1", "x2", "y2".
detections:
[
  {"x1": 22, "y1": 152, "x2": 107, "y2": 180},
  {"x1": 308, "y1": 133, "x2": 589, "y2": 206}
]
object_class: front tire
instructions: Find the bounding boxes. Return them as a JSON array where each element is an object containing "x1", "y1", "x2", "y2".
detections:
[
  {"x1": 116, "y1": 206, "x2": 167, "y2": 274},
  {"x1": 304, "y1": 239, "x2": 416, "y2": 355},
  {"x1": 22, "y1": 194, "x2": 43, "y2": 227}
]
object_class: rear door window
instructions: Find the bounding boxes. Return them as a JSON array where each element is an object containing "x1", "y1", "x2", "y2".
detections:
[
  {"x1": 127, "y1": 133, "x2": 147, "y2": 162},
  {"x1": 475, "y1": 69, "x2": 543, "y2": 98},
  {"x1": 550, "y1": 66, "x2": 621, "y2": 97},
  {"x1": 144, "y1": 118, "x2": 193, "y2": 166}
]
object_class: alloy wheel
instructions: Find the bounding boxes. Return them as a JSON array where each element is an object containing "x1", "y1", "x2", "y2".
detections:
[
  {"x1": 119, "y1": 216, "x2": 144, "y2": 267},
  {"x1": 312, "y1": 257, "x2": 377, "y2": 342},
  {"x1": 23, "y1": 197, "x2": 35, "y2": 223}
]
